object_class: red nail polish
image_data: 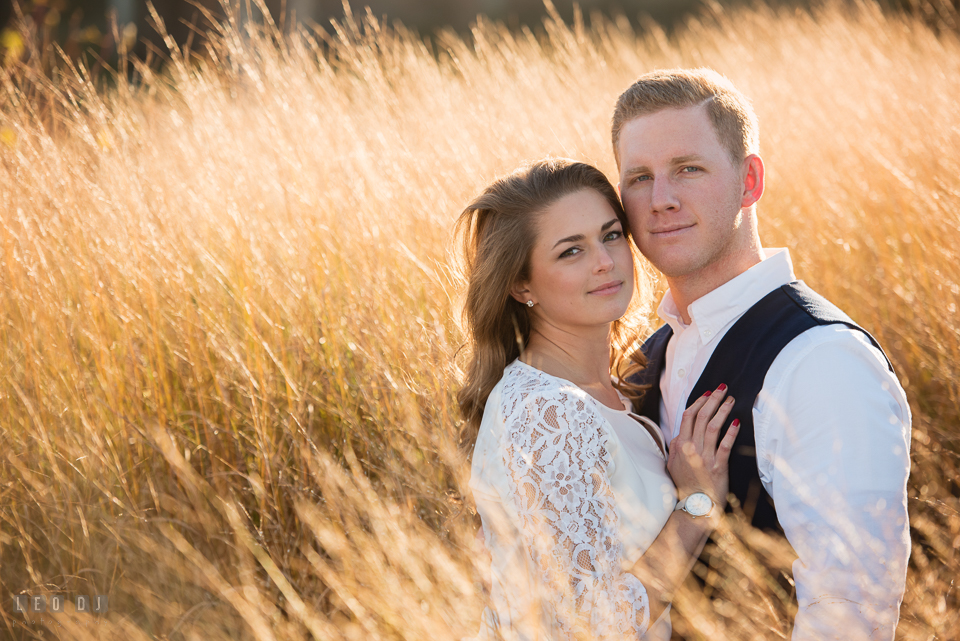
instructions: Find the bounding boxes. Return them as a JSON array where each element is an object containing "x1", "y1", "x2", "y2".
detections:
[
  {"x1": 717, "y1": 384, "x2": 727, "y2": 391},
  {"x1": 731, "y1": 419, "x2": 740, "y2": 428},
  {"x1": 703, "y1": 390, "x2": 712, "y2": 397}
]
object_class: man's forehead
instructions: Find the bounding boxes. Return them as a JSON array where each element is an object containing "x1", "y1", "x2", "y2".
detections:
[
  {"x1": 617, "y1": 108, "x2": 718, "y2": 166},
  {"x1": 619, "y1": 105, "x2": 711, "y2": 139}
]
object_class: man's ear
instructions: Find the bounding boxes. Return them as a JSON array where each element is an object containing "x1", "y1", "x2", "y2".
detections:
[
  {"x1": 510, "y1": 282, "x2": 531, "y2": 306},
  {"x1": 741, "y1": 154, "x2": 765, "y2": 208}
]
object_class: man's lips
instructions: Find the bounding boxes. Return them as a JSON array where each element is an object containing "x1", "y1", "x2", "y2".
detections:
[
  {"x1": 649, "y1": 223, "x2": 695, "y2": 237},
  {"x1": 589, "y1": 281, "x2": 623, "y2": 295}
]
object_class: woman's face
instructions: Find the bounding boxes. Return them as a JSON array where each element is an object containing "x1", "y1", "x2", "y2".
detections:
[{"x1": 515, "y1": 189, "x2": 634, "y2": 331}]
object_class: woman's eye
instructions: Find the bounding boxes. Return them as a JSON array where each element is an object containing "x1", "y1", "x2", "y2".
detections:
[
  {"x1": 604, "y1": 230, "x2": 623, "y2": 242},
  {"x1": 559, "y1": 247, "x2": 581, "y2": 258}
]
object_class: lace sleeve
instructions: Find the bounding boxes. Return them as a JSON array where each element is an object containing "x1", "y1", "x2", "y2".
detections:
[{"x1": 500, "y1": 379, "x2": 650, "y2": 640}]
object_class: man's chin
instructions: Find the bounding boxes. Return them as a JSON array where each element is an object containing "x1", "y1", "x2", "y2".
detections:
[{"x1": 639, "y1": 253, "x2": 699, "y2": 279}]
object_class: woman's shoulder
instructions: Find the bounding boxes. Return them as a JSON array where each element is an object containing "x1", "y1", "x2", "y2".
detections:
[
  {"x1": 498, "y1": 360, "x2": 589, "y2": 399},
  {"x1": 494, "y1": 362, "x2": 616, "y2": 470},
  {"x1": 476, "y1": 362, "x2": 593, "y2": 461},
  {"x1": 495, "y1": 360, "x2": 604, "y2": 426}
]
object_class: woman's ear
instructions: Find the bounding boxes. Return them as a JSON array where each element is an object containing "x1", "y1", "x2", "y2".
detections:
[{"x1": 510, "y1": 282, "x2": 532, "y2": 306}]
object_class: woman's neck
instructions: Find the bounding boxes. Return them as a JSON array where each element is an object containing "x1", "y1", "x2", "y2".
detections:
[{"x1": 520, "y1": 322, "x2": 622, "y2": 408}]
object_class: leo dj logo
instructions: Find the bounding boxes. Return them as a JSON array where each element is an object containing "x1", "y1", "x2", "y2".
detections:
[{"x1": 12, "y1": 594, "x2": 108, "y2": 614}]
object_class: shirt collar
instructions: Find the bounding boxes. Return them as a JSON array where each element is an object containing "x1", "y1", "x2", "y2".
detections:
[{"x1": 656, "y1": 248, "x2": 796, "y2": 345}]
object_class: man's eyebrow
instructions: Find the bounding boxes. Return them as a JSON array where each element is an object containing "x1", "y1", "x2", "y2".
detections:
[
  {"x1": 671, "y1": 154, "x2": 703, "y2": 165},
  {"x1": 551, "y1": 219, "x2": 620, "y2": 249},
  {"x1": 622, "y1": 154, "x2": 705, "y2": 178},
  {"x1": 621, "y1": 165, "x2": 649, "y2": 178}
]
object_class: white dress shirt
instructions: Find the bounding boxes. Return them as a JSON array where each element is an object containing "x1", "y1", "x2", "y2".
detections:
[{"x1": 656, "y1": 248, "x2": 911, "y2": 640}]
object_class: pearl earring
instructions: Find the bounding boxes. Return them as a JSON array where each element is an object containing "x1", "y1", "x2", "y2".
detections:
[{"x1": 526, "y1": 300, "x2": 535, "y2": 307}]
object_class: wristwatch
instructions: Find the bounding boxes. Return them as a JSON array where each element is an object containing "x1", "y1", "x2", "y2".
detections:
[{"x1": 674, "y1": 492, "x2": 714, "y2": 518}]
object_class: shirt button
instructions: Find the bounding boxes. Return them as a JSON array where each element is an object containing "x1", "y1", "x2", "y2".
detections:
[
  {"x1": 704, "y1": 329, "x2": 713, "y2": 338},
  {"x1": 678, "y1": 369, "x2": 686, "y2": 378}
]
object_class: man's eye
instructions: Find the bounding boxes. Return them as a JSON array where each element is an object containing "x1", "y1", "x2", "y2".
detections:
[{"x1": 681, "y1": 166, "x2": 701, "y2": 173}]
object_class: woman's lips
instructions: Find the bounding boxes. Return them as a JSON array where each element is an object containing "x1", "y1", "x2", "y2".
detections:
[{"x1": 589, "y1": 281, "x2": 623, "y2": 295}]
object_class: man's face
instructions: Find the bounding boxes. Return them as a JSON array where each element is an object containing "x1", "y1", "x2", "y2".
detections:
[{"x1": 617, "y1": 104, "x2": 756, "y2": 283}]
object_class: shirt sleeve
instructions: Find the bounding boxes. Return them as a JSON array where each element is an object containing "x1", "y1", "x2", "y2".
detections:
[
  {"x1": 755, "y1": 326, "x2": 911, "y2": 640},
  {"x1": 500, "y1": 385, "x2": 650, "y2": 640}
]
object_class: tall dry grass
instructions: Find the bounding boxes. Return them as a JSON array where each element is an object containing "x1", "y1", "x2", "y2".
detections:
[{"x1": 0, "y1": 0, "x2": 958, "y2": 638}]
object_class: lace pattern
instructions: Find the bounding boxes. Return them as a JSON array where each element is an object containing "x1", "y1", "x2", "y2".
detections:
[{"x1": 499, "y1": 362, "x2": 650, "y2": 639}]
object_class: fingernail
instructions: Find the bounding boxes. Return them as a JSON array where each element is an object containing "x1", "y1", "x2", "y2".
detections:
[
  {"x1": 717, "y1": 384, "x2": 727, "y2": 391},
  {"x1": 725, "y1": 397, "x2": 734, "y2": 404},
  {"x1": 703, "y1": 390, "x2": 712, "y2": 397},
  {"x1": 731, "y1": 419, "x2": 740, "y2": 428}
]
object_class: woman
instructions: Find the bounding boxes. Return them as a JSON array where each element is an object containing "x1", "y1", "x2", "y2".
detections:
[{"x1": 457, "y1": 158, "x2": 739, "y2": 640}]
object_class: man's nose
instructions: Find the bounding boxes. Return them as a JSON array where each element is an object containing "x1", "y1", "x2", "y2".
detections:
[{"x1": 651, "y1": 177, "x2": 680, "y2": 213}]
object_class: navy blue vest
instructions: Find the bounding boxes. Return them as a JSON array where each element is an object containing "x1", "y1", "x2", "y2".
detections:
[{"x1": 633, "y1": 281, "x2": 893, "y2": 533}]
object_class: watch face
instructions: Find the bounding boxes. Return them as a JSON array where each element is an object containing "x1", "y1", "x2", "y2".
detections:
[{"x1": 685, "y1": 493, "x2": 712, "y2": 516}]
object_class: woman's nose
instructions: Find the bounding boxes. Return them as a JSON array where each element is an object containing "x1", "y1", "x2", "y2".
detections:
[{"x1": 595, "y1": 246, "x2": 615, "y2": 272}]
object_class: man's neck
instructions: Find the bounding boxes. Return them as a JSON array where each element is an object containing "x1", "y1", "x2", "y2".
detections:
[{"x1": 668, "y1": 247, "x2": 765, "y2": 325}]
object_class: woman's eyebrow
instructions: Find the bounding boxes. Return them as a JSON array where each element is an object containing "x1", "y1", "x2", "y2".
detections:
[
  {"x1": 552, "y1": 219, "x2": 620, "y2": 249},
  {"x1": 552, "y1": 233, "x2": 584, "y2": 249}
]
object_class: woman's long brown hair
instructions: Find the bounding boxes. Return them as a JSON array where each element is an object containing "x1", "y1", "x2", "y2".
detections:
[{"x1": 455, "y1": 158, "x2": 653, "y2": 454}]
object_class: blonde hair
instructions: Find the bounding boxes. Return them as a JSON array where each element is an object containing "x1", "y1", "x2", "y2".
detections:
[
  {"x1": 455, "y1": 158, "x2": 650, "y2": 452},
  {"x1": 612, "y1": 68, "x2": 759, "y2": 167}
]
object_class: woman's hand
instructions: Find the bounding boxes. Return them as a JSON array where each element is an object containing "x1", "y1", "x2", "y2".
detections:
[
  {"x1": 630, "y1": 384, "x2": 741, "y2": 619},
  {"x1": 666, "y1": 384, "x2": 740, "y2": 511}
]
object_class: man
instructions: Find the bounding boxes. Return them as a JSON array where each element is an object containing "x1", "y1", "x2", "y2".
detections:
[{"x1": 614, "y1": 69, "x2": 911, "y2": 639}]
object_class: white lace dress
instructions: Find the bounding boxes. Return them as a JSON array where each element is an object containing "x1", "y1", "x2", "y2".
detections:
[{"x1": 468, "y1": 360, "x2": 677, "y2": 641}]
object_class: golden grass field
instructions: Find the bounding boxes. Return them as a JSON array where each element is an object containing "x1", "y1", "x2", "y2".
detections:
[{"x1": 1, "y1": 0, "x2": 958, "y2": 638}]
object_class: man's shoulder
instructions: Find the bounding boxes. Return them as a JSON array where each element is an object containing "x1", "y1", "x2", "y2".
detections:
[
  {"x1": 735, "y1": 281, "x2": 891, "y2": 368},
  {"x1": 640, "y1": 323, "x2": 673, "y2": 351},
  {"x1": 774, "y1": 282, "x2": 893, "y2": 368},
  {"x1": 724, "y1": 282, "x2": 899, "y2": 398},
  {"x1": 780, "y1": 281, "x2": 857, "y2": 325},
  {"x1": 781, "y1": 321, "x2": 886, "y2": 358},
  {"x1": 767, "y1": 324, "x2": 901, "y2": 404},
  {"x1": 757, "y1": 322, "x2": 911, "y2": 439}
]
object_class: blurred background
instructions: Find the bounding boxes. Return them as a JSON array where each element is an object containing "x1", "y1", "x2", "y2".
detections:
[
  {"x1": 3, "y1": 0, "x2": 960, "y2": 637},
  {"x1": 2, "y1": 0, "x2": 958, "y2": 68}
]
